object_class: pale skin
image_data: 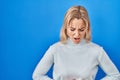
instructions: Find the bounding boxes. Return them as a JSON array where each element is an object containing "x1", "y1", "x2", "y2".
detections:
[{"x1": 67, "y1": 18, "x2": 87, "y2": 44}]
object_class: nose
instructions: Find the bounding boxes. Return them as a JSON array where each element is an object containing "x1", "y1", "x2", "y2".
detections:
[{"x1": 74, "y1": 30, "x2": 80, "y2": 37}]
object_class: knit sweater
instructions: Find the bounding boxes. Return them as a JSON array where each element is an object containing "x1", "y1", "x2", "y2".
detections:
[{"x1": 32, "y1": 39, "x2": 120, "y2": 80}]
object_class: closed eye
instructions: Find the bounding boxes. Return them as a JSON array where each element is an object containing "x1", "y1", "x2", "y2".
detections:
[
  {"x1": 79, "y1": 29, "x2": 85, "y2": 32},
  {"x1": 70, "y1": 28, "x2": 75, "y2": 31},
  {"x1": 79, "y1": 27, "x2": 86, "y2": 32}
]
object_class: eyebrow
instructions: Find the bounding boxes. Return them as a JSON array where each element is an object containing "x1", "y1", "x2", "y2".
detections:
[
  {"x1": 69, "y1": 27, "x2": 75, "y2": 28},
  {"x1": 69, "y1": 26, "x2": 86, "y2": 29},
  {"x1": 80, "y1": 27, "x2": 86, "y2": 29}
]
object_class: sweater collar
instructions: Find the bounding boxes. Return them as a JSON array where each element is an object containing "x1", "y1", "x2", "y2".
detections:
[{"x1": 66, "y1": 38, "x2": 87, "y2": 46}]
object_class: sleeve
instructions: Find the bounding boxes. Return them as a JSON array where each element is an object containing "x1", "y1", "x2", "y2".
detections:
[
  {"x1": 98, "y1": 47, "x2": 120, "y2": 80},
  {"x1": 32, "y1": 46, "x2": 54, "y2": 80}
]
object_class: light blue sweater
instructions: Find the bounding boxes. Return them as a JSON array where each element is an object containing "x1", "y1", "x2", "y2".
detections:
[{"x1": 32, "y1": 39, "x2": 120, "y2": 80}]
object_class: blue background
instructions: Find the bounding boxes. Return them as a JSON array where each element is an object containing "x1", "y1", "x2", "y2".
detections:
[{"x1": 0, "y1": 0, "x2": 120, "y2": 80}]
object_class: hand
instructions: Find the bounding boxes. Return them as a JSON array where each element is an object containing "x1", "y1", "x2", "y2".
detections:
[
  {"x1": 63, "y1": 76, "x2": 83, "y2": 80},
  {"x1": 76, "y1": 77, "x2": 82, "y2": 80}
]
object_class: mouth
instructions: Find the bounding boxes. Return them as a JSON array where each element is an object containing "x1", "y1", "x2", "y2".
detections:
[
  {"x1": 72, "y1": 37, "x2": 81, "y2": 44},
  {"x1": 74, "y1": 38, "x2": 80, "y2": 40}
]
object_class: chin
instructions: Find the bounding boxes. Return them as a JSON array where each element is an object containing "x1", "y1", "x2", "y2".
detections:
[{"x1": 73, "y1": 41, "x2": 80, "y2": 44}]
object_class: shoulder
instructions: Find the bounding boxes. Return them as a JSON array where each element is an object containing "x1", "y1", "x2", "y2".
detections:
[
  {"x1": 88, "y1": 41, "x2": 103, "y2": 50},
  {"x1": 88, "y1": 42, "x2": 106, "y2": 58},
  {"x1": 47, "y1": 41, "x2": 65, "y2": 54},
  {"x1": 50, "y1": 41, "x2": 62, "y2": 47},
  {"x1": 49, "y1": 41, "x2": 64, "y2": 50}
]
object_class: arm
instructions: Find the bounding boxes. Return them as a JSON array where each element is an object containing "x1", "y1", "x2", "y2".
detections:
[
  {"x1": 32, "y1": 46, "x2": 54, "y2": 80},
  {"x1": 98, "y1": 47, "x2": 120, "y2": 80}
]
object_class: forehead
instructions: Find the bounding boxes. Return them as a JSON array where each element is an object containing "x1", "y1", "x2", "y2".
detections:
[{"x1": 69, "y1": 18, "x2": 85, "y2": 27}]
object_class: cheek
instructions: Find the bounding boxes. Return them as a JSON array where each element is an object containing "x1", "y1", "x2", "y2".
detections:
[
  {"x1": 67, "y1": 29, "x2": 73, "y2": 37},
  {"x1": 80, "y1": 31, "x2": 86, "y2": 37}
]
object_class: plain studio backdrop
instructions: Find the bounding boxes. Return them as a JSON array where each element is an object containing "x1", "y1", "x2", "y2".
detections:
[{"x1": 0, "y1": 0, "x2": 120, "y2": 80}]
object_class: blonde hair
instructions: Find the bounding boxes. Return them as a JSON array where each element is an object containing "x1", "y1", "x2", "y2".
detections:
[{"x1": 60, "y1": 5, "x2": 91, "y2": 43}]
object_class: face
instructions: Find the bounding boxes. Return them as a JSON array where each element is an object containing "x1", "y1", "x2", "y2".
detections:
[{"x1": 67, "y1": 18, "x2": 87, "y2": 44}]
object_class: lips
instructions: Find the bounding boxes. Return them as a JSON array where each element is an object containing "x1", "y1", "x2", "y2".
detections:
[
  {"x1": 74, "y1": 38, "x2": 80, "y2": 40},
  {"x1": 72, "y1": 37, "x2": 81, "y2": 44}
]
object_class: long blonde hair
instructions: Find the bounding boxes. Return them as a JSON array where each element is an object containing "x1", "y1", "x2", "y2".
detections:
[{"x1": 60, "y1": 5, "x2": 91, "y2": 43}]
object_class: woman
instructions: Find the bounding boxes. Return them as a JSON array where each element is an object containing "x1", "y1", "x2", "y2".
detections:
[{"x1": 32, "y1": 5, "x2": 120, "y2": 80}]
